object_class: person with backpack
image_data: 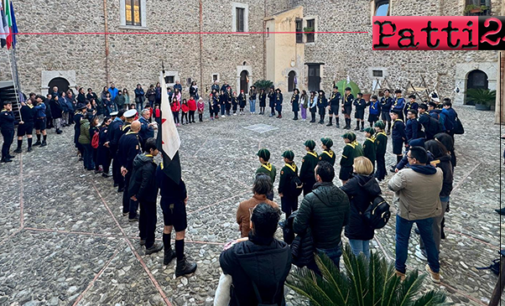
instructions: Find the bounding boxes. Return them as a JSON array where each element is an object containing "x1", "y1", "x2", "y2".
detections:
[
  {"x1": 219, "y1": 203, "x2": 291, "y2": 306},
  {"x1": 418, "y1": 104, "x2": 441, "y2": 140},
  {"x1": 294, "y1": 161, "x2": 350, "y2": 272},
  {"x1": 441, "y1": 99, "x2": 458, "y2": 138},
  {"x1": 278, "y1": 150, "x2": 301, "y2": 222},
  {"x1": 341, "y1": 157, "x2": 381, "y2": 259}
]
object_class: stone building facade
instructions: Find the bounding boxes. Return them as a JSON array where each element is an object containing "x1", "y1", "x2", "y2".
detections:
[{"x1": 0, "y1": 0, "x2": 502, "y2": 107}]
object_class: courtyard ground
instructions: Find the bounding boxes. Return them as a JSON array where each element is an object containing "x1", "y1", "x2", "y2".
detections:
[{"x1": 0, "y1": 106, "x2": 503, "y2": 306}]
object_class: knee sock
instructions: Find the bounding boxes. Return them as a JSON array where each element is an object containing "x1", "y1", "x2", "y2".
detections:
[
  {"x1": 17, "y1": 139, "x2": 22, "y2": 149},
  {"x1": 336, "y1": 117, "x2": 339, "y2": 125},
  {"x1": 43, "y1": 135, "x2": 47, "y2": 142},
  {"x1": 175, "y1": 239, "x2": 184, "y2": 261},
  {"x1": 163, "y1": 233, "x2": 171, "y2": 251},
  {"x1": 329, "y1": 117, "x2": 333, "y2": 124},
  {"x1": 28, "y1": 138, "x2": 32, "y2": 148},
  {"x1": 387, "y1": 121, "x2": 391, "y2": 131},
  {"x1": 361, "y1": 121, "x2": 364, "y2": 129},
  {"x1": 356, "y1": 120, "x2": 359, "y2": 127},
  {"x1": 37, "y1": 134, "x2": 41, "y2": 142}
]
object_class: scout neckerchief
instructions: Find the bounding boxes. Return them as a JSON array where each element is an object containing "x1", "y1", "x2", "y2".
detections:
[
  {"x1": 377, "y1": 131, "x2": 387, "y2": 137},
  {"x1": 307, "y1": 151, "x2": 318, "y2": 158},
  {"x1": 366, "y1": 137, "x2": 375, "y2": 143},
  {"x1": 346, "y1": 142, "x2": 356, "y2": 149},
  {"x1": 323, "y1": 150, "x2": 334, "y2": 158},
  {"x1": 284, "y1": 162, "x2": 296, "y2": 172},
  {"x1": 371, "y1": 101, "x2": 377, "y2": 110},
  {"x1": 261, "y1": 162, "x2": 272, "y2": 172},
  {"x1": 1, "y1": 109, "x2": 7, "y2": 112},
  {"x1": 395, "y1": 118, "x2": 404, "y2": 123}
]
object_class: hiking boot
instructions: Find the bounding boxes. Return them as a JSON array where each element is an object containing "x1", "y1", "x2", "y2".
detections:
[
  {"x1": 164, "y1": 249, "x2": 177, "y2": 265},
  {"x1": 145, "y1": 243, "x2": 163, "y2": 255},
  {"x1": 33, "y1": 141, "x2": 41, "y2": 146},
  {"x1": 176, "y1": 256, "x2": 197, "y2": 277},
  {"x1": 14, "y1": 148, "x2": 22, "y2": 153},
  {"x1": 40, "y1": 140, "x2": 47, "y2": 147},
  {"x1": 425, "y1": 264, "x2": 441, "y2": 283},
  {"x1": 395, "y1": 270, "x2": 406, "y2": 281}
]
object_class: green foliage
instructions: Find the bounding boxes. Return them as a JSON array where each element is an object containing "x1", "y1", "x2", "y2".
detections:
[
  {"x1": 466, "y1": 88, "x2": 496, "y2": 106},
  {"x1": 335, "y1": 80, "x2": 360, "y2": 98},
  {"x1": 303, "y1": 27, "x2": 314, "y2": 33},
  {"x1": 253, "y1": 80, "x2": 274, "y2": 91},
  {"x1": 286, "y1": 244, "x2": 449, "y2": 306},
  {"x1": 464, "y1": 4, "x2": 487, "y2": 13}
]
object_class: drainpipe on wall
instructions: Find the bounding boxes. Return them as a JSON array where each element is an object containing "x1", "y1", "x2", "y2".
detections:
[
  {"x1": 263, "y1": 0, "x2": 267, "y2": 80},
  {"x1": 199, "y1": 0, "x2": 203, "y2": 92},
  {"x1": 495, "y1": 51, "x2": 504, "y2": 125},
  {"x1": 103, "y1": 0, "x2": 110, "y2": 85}
]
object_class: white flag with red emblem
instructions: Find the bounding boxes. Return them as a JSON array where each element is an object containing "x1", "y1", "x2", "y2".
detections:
[{"x1": 157, "y1": 71, "x2": 181, "y2": 184}]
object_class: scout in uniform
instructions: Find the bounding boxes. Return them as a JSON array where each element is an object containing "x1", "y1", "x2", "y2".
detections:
[
  {"x1": 291, "y1": 89, "x2": 300, "y2": 120},
  {"x1": 380, "y1": 89, "x2": 393, "y2": 135},
  {"x1": 373, "y1": 121, "x2": 388, "y2": 181},
  {"x1": 342, "y1": 87, "x2": 354, "y2": 129},
  {"x1": 33, "y1": 95, "x2": 48, "y2": 147},
  {"x1": 404, "y1": 94, "x2": 419, "y2": 119},
  {"x1": 255, "y1": 148, "x2": 277, "y2": 201},
  {"x1": 391, "y1": 89, "x2": 406, "y2": 121},
  {"x1": 390, "y1": 110, "x2": 406, "y2": 171},
  {"x1": 340, "y1": 132, "x2": 357, "y2": 185},
  {"x1": 353, "y1": 92, "x2": 366, "y2": 131},
  {"x1": 318, "y1": 137, "x2": 336, "y2": 166},
  {"x1": 327, "y1": 85, "x2": 341, "y2": 128},
  {"x1": 405, "y1": 109, "x2": 420, "y2": 148},
  {"x1": 351, "y1": 133, "x2": 364, "y2": 157},
  {"x1": 14, "y1": 99, "x2": 36, "y2": 153},
  {"x1": 278, "y1": 150, "x2": 298, "y2": 219},
  {"x1": 258, "y1": 89, "x2": 266, "y2": 115},
  {"x1": 299, "y1": 140, "x2": 318, "y2": 196},
  {"x1": 367, "y1": 94, "x2": 381, "y2": 128},
  {"x1": 317, "y1": 90, "x2": 327, "y2": 124},
  {"x1": 0, "y1": 101, "x2": 16, "y2": 162},
  {"x1": 275, "y1": 88, "x2": 283, "y2": 118},
  {"x1": 363, "y1": 128, "x2": 376, "y2": 172},
  {"x1": 118, "y1": 116, "x2": 141, "y2": 221}
]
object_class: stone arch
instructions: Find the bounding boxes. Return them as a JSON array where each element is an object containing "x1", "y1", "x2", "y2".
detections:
[
  {"x1": 41, "y1": 70, "x2": 76, "y2": 95},
  {"x1": 236, "y1": 65, "x2": 252, "y2": 96},
  {"x1": 454, "y1": 62, "x2": 497, "y2": 105},
  {"x1": 48, "y1": 77, "x2": 70, "y2": 95},
  {"x1": 464, "y1": 69, "x2": 489, "y2": 105}
]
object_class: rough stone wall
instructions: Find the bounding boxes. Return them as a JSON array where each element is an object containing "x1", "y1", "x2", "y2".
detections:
[{"x1": 292, "y1": 0, "x2": 500, "y2": 102}]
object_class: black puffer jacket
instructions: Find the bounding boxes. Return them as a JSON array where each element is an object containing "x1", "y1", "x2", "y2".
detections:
[
  {"x1": 433, "y1": 154, "x2": 453, "y2": 199},
  {"x1": 287, "y1": 211, "x2": 314, "y2": 268},
  {"x1": 128, "y1": 153, "x2": 158, "y2": 203},
  {"x1": 293, "y1": 182, "x2": 350, "y2": 249},
  {"x1": 341, "y1": 175, "x2": 382, "y2": 241},
  {"x1": 220, "y1": 233, "x2": 292, "y2": 306}
]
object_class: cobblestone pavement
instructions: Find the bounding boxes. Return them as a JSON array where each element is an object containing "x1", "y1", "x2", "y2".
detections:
[{"x1": 0, "y1": 106, "x2": 503, "y2": 306}]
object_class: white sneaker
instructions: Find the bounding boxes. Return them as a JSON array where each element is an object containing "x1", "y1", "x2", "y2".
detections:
[
  {"x1": 415, "y1": 248, "x2": 428, "y2": 261},
  {"x1": 221, "y1": 115, "x2": 225, "y2": 118}
]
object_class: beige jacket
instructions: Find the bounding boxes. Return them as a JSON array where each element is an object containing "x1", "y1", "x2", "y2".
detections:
[
  {"x1": 236, "y1": 194, "x2": 279, "y2": 238},
  {"x1": 388, "y1": 167, "x2": 443, "y2": 221}
]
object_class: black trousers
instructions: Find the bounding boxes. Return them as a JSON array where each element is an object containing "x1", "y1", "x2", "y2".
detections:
[
  {"x1": 375, "y1": 155, "x2": 386, "y2": 181},
  {"x1": 139, "y1": 200, "x2": 157, "y2": 248},
  {"x1": 310, "y1": 110, "x2": 316, "y2": 122},
  {"x1": 189, "y1": 111, "x2": 195, "y2": 122},
  {"x1": 123, "y1": 171, "x2": 138, "y2": 218},
  {"x1": 1, "y1": 129, "x2": 14, "y2": 159},
  {"x1": 302, "y1": 179, "x2": 315, "y2": 197},
  {"x1": 112, "y1": 156, "x2": 124, "y2": 188}
]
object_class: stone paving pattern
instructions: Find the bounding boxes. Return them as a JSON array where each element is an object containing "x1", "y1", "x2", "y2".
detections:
[{"x1": 0, "y1": 106, "x2": 504, "y2": 306}]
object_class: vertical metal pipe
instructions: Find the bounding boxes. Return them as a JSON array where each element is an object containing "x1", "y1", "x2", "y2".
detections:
[{"x1": 103, "y1": 0, "x2": 110, "y2": 85}]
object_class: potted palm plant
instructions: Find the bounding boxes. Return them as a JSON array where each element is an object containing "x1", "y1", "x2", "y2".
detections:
[
  {"x1": 286, "y1": 244, "x2": 448, "y2": 306},
  {"x1": 253, "y1": 80, "x2": 274, "y2": 92},
  {"x1": 466, "y1": 88, "x2": 496, "y2": 111}
]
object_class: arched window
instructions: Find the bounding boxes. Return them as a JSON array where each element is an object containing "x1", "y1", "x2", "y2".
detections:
[
  {"x1": 48, "y1": 77, "x2": 70, "y2": 94},
  {"x1": 240, "y1": 70, "x2": 249, "y2": 94},
  {"x1": 375, "y1": 0, "x2": 390, "y2": 16},
  {"x1": 288, "y1": 71, "x2": 296, "y2": 92}
]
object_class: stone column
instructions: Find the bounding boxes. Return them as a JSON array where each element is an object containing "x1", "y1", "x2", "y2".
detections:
[{"x1": 495, "y1": 51, "x2": 504, "y2": 125}]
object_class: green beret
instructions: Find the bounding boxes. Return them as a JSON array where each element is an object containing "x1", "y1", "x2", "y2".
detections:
[
  {"x1": 363, "y1": 127, "x2": 375, "y2": 135},
  {"x1": 374, "y1": 120, "x2": 386, "y2": 129},
  {"x1": 281, "y1": 150, "x2": 294, "y2": 160},
  {"x1": 320, "y1": 137, "x2": 333, "y2": 148},
  {"x1": 257, "y1": 148, "x2": 270, "y2": 160},
  {"x1": 304, "y1": 140, "x2": 316, "y2": 150},
  {"x1": 341, "y1": 132, "x2": 356, "y2": 141}
]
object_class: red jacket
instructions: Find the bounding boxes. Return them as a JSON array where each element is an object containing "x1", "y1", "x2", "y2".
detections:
[
  {"x1": 181, "y1": 103, "x2": 189, "y2": 113},
  {"x1": 171, "y1": 102, "x2": 180, "y2": 112},
  {"x1": 188, "y1": 99, "x2": 197, "y2": 111},
  {"x1": 155, "y1": 109, "x2": 161, "y2": 118}
]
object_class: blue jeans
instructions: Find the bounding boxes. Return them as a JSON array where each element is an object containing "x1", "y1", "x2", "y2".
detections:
[
  {"x1": 136, "y1": 102, "x2": 143, "y2": 114},
  {"x1": 349, "y1": 239, "x2": 370, "y2": 259},
  {"x1": 250, "y1": 99, "x2": 256, "y2": 113},
  {"x1": 395, "y1": 215, "x2": 439, "y2": 274},
  {"x1": 307, "y1": 243, "x2": 343, "y2": 273}
]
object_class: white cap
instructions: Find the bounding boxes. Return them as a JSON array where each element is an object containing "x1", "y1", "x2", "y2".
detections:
[
  {"x1": 110, "y1": 111, "x2": 118, "y2": 116},
  {"x1": 124, "y1": 109, "x2": 137, "y2": 118}
]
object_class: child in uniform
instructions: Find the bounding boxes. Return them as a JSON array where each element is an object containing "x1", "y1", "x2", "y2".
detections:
[
  {"x1": 188, "y1": 96, "x2": 197, "y2": 123},
  {"x1": 231, "y1": 92, "x2": 238, "y2": 115},
  {"x1": 374, "y1": 121, "x2": 388, "y2": 181},
  {"x1": 390, "y1": 110, "x2": 406, "y2": 171},
  {"x1": 367, "y1": 95, "x2": 381, "y2": 127},
  {"x1": 278, "y1": 150, "x2": 299, "y2": 220},
  {"x1": 299, "y1": 140, "x2": 318, "y2": 196},
  {"x1": 340, "y1": 132, "x2": 357, "y2": 185},
  {"x1": 318, "y1": 137, "x2": 336, "y2": 166},
  {"x1": 238, "y1": 90, "x2": 246, "y2": 115},
  {"x1": 171, "y1": 98, "x2": 180, "y2": 126},
  {"x1": 363, "y1": 127, "x2": 376, "y2": 172},
  {"x1": 353, "y1": 93, "x2": 366, "y2": 131}
]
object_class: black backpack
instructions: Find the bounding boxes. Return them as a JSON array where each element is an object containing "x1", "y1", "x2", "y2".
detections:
[
  {"x1": 453, "y1": 117, "x2": 464, "y2": 135},
  {"x1": 290, "y1": 175, "x2": 304, "y2": 197},
  {"x1": 476, "y1": 249, "x2": 505, "y2": 275},
  {"x1": 363, "y1": 195, "x2": 391, "y2": 229}
]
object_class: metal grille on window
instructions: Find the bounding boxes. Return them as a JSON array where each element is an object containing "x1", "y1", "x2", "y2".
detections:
[
  {"x1": 296, "y1": 19, "x2": 303, "y2": 43},
  {"x1": 236, "y1": 8, "x2": 245, "y2": 33},
  {"x1": 306, "y1": 19, "x2": 314, "y2": 43}
]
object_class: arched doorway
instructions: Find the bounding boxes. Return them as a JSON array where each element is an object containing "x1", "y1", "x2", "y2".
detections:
[
  {"x1": 48, "y1": 77, "x2": 70, "y2": 94},
  {"x1": 240, "y1": 70, "x2": 249, "y2": 94},
  {"x1": 465, "y1": 69, "x2": 489, "y2": 105},
  {"x1": 288, "y1": 71, "x2": 296, "y2": 92}
]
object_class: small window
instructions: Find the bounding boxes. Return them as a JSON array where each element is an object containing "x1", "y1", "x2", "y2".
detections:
[
  {"x1": 295, "y1": 19, "x2": 303, "y2": 43},
  {"x1": 266, "y1": 27, "x2": 269, "y2": 38},
  {"x1": 373, "y1": 70, "x2": 384, "y2": 77},
  {"x1": 212, "y1": 74, "x2": 219, "y2": 82},
  {"x1": 187, "y1": 78, "x2": 192, "y2": 86},
  {"x1": 305, "y1": 19, "x2": 315, "y2": 43},
  {"x1": 125, "y1": 0, "x2": 141, "y2": 26},
  {"x1": 236, "y1": 8, "x2": 245, "y2": 32},
  {"x1": 464, "y1": 0, "x2": 491, "y2": 16},
  {"x1": 165, "y1": 76, "x2": 175, "y2": 84},
  {"x1": 375, "y1": 0, "x2": 390, "y2": 16}
]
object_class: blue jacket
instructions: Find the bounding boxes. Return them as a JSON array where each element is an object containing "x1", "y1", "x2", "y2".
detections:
[
  {"x1": 34, "y1": 103, "x2": 46, "y2": 118},
  {"x1": 380, "y1": 96, "x2": 393, "y2": 112},
  {"x1": 442, "y1": 108, "x2": 457, "y2": 131},
  {"x1": 405, "y1": 118, "x2": 419, "y2": 143},
  {"x1": 65, "y1": 97, "x2": 75, "y2": 112},
  {"x1": 108, "y1": 87, "x2": 119, "y2": 100},
  {"x1": 0, "y1": 110, "x2": 16, "y2": 131},
  {"x1": 139, "y1": 117, "x2": 154, "y2": 142},
  {"x1": 392, "y1": 119, "x2": 406, "y2": 141},
  {"x1": 368, "y1": 100, "x2": 380, "y2": 115},
  {"x1": 392, "y1": 97, "x2": 405, "y2": 112}
]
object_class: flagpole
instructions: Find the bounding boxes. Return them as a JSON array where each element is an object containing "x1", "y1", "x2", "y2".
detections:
[{"x1": 6, "y1": 47, "x2": 22, "y2": 121}]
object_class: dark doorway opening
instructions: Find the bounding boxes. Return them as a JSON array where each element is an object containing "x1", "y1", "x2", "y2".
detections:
[
  {"x1": 465, "y1": 69, "x2": 489, "y2": 105},
  {"x1": 48, "y1": 77, "x2": 70, "y2": 94},
  {"x1": 240, "y1": 70, "x2": 249, "y2": 94},
  {"x1": 288, "y1": 71, "x2": 296, "y2": 92},
  {"x1": 307, "y1": 64, "x2": 321, "y2": 92}
]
